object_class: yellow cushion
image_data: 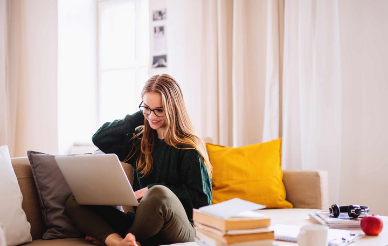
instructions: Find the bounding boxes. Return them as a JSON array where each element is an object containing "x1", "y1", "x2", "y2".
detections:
[{"x1": 206, "y1": 138, "x2": 293, "y2": 208}]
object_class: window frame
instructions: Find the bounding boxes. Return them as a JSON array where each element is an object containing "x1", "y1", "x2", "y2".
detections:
[{"x1": 96, "y1": 0, "x2": 148, "y2": 126}]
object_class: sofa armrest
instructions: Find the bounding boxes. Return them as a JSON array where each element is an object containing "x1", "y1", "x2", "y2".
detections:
[{"x1": 283, "y1": 170, "x2": 329, "y2": 210}]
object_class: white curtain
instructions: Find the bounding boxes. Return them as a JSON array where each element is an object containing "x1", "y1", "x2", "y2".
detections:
[
  {"x1": 0, "y1": 0, "x2": 58, "y2": 158},
  {"x1": 282, "y1": 0, "x2": 388, "y2": 213},
  {"x1": 151, "y1": 0, "x2": 388, "y2": 214},
  {"x1": 282, "y1": 0, "x2": 342, "y2": 204},
  {"x1": 0, "y1": 0, "x2": 18, "y2": 157},
  {"x1": 167, "y1": 0, "x2": 283, "y2": 147},
  {"x1": 0, "y1": 0, "x2": 7, "y2": 147},
  {"x1": 166, "y1": 0, "x2": 343, "y2": 204},
  {"x1": 338, "y1": 0, "x2": 388, "y2": 215}
]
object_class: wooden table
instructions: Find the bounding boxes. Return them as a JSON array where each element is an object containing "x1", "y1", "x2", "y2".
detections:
[
  {"x1": 167, "y1": 209, "x2": 388, "y2": 246},
  {"x1": 259, "y1": 209, "x2": 388, "y2": 246}
]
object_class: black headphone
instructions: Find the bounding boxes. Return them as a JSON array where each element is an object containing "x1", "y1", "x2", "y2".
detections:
[{"x1": 329, "y1": 204, "x2": 370, "y2": 218}]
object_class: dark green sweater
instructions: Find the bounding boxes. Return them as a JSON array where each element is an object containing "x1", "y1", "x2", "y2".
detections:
[{"x1": 91, "y1": 110, "x2": 212, "y2": 222}]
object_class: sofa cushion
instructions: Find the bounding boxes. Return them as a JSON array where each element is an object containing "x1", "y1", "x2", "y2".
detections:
[
  {"x1": 12, "y1": 158, "x2": 45, "y2": 240},
  {"x1": 0, "y1": 145, "x2": 32, "y2": 245},
  {"x1": 11, "y1": 157, "x2": 135, "y2": 241},
  {"x1": 206, "y1": 138, "x2": 293, "y2": 209},
  {"x1": 27, "y1": 151, "x2": 84, "y2": 240}
]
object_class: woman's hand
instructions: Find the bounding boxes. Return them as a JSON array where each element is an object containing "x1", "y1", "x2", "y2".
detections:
[{"x1": 134, "y1": 187, "x2": 148, "y2": 200}]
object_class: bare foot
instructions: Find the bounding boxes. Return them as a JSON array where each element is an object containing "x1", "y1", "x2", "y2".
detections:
[
  {"x1": 118, "y1": 233, "x2": 141, "y2": 246},
  {"x1": 85, "y1": 235, "x2": 104, "y2": 245}
]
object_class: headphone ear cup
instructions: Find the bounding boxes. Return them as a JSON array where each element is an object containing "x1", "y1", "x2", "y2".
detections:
[
  {"x1": 330, "y1": 204, "x2": 340, "y2": 217},
  {"x1": 348, "y1": 205, "x2": 361, "y2": 218},
  {"x1": 360, "y1": 206, "x2": 370, "y2": 214}
]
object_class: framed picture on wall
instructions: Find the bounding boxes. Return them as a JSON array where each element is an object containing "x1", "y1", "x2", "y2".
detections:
[
  {"x1": 154, "y1": 26, "x2": 166, "y2": 53},
  {"x1": 152, "y1": 9, "x2": 166, "y2": 21},
  {"x1": 152, "y1": 55, "x2": 167, "y2": 68}
]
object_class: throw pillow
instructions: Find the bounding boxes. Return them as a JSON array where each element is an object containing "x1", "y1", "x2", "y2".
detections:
[
  {"x1": 27, "y1": 151, "x2": 85, "y2": 240},
  {"x1": 206, "y1": 138, "x2": 293, "y2": 208},
  {"x1": 0, "y1": 145, "x2": 32, "y2": 245}
]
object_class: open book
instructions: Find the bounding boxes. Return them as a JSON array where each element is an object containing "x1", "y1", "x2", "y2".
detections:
[
  {"x1": 198, "y1": 198, "x2": 266, "y2": 219},
  {"x1": 194, "y1": 198, "x2": 269, "y2": 231}
]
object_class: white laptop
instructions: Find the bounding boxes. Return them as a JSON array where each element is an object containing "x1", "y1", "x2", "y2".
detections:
[{"x1": 55, "y1": 154, "x2": 139, "y2": 206}]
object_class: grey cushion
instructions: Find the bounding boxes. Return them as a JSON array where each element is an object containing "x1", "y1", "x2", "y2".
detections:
[{"x1": 27, "y1": 151, "x2": 85, "y2": 240}]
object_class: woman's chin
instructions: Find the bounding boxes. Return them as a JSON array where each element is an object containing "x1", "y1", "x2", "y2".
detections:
[
  {"x1": 148, "y1": 120, "x2": 166, "y2": 130},
  {"x1": 150, "y1": 125, "x2": 160, "y2": 130},
  {"x1": 149, "y1": 122, "x2": 161, "y2": 130}
]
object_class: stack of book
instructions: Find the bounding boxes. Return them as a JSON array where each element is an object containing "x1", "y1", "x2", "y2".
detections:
[
  {"x1": 194, "y1": 209, "x2": 274, "y2": 246},
  {"x1": 308, "y1": 211, "x2": 363, "y2": 229}
]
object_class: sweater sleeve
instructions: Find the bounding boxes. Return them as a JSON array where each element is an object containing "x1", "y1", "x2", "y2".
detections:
[
  {"x1": 92, "y1": 110, "x2": 144, "y2": 162},
  {"x1": 146, "y1": 149, "x2": 212, "y2": 221}
]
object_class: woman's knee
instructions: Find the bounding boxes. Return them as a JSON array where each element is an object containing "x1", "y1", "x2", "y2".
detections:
[{"x1": 143, "y1": 185, "x2": 176, "y2": 205}]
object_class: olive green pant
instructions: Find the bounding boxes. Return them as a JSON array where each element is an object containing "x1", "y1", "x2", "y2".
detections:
[{"x1": 66, "y1": 185, "x2": 195, "y2": 246}]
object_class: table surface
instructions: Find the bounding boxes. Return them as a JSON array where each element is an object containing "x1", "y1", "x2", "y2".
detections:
[
  {"x1": 273, "y1": 219, "x2": 388, "y2": 246},
  {"x1": 266, "y1": 213, "x2": 388, "y2": 246},
  {"x1": 174, "y1": 210, "x2": 388, "y2": 246}
]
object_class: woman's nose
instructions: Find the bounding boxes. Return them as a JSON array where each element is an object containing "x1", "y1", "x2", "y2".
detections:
[{"x1": 148, "y1": 111, "x2": 158, "y2": 120}]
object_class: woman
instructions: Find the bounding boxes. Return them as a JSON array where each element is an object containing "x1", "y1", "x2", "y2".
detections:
[{"x1": 66, "y1": 74, "x2": 212, "y2": 246}]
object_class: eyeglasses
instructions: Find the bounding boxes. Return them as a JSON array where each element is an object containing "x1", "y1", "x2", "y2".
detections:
[{"x1": 139, "y1": 101, "x2": 165, "y2": 117}]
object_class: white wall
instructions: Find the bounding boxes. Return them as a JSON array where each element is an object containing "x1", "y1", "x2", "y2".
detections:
[
  {"x1": 57, "y1": 0, "x2": 98, "y2": 155},
  {"x1": 13, "y1": 0, "x2": 58, "y2": 157},
  {"x1": 339, "y1": 0, "x2": 388, "y2": 215}
]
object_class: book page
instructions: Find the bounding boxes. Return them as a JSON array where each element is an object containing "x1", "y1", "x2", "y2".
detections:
[
  {"x1": 231, "y1": 210, "x2": 267, "y2": 219},
  {"x1": 198, "y1": 198, "x2": 265, "y2": 219}
]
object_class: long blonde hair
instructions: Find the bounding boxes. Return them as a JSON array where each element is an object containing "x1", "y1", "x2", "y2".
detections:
[{"x1": 125, "y1": 74, "x2": 212, "y2": 178}]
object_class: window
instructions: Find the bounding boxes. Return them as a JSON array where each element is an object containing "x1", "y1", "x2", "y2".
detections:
[{"x1": 98, "y1": 0, "x2": 149, "y2": 125}]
